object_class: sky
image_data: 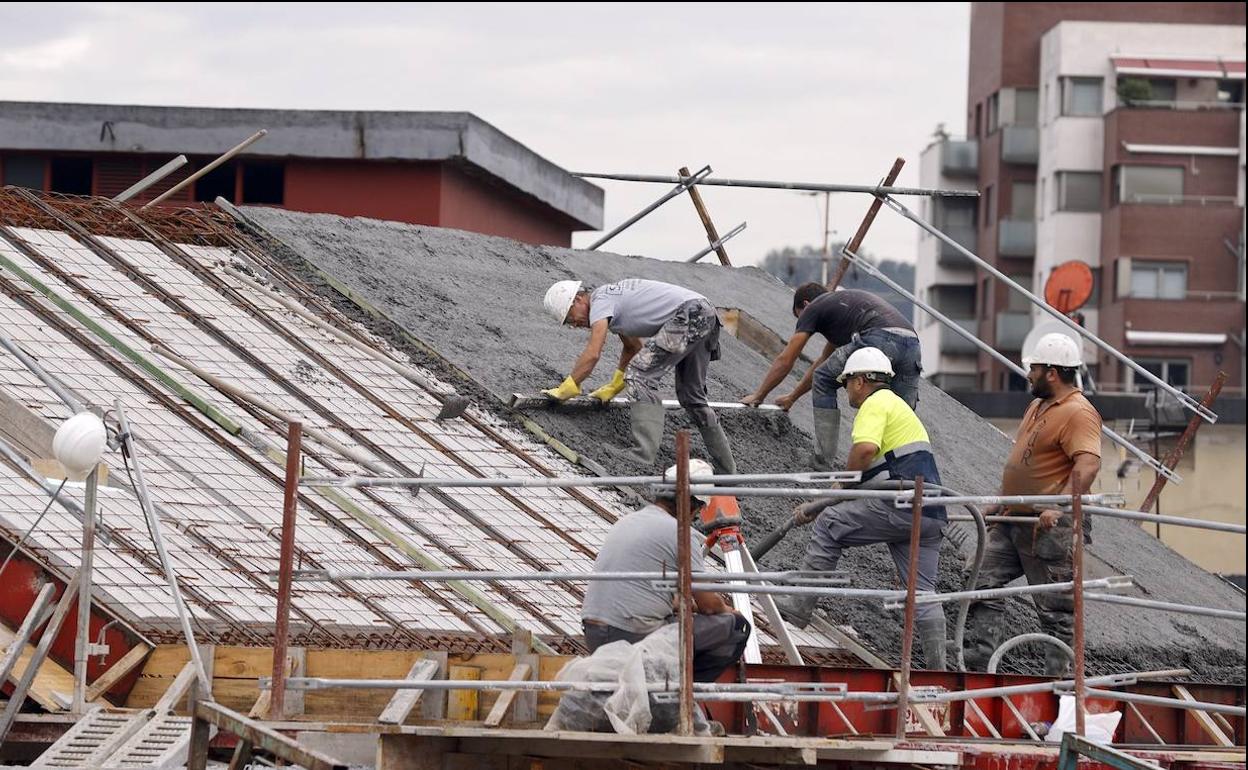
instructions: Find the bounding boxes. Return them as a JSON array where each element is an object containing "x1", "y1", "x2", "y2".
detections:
[{"x1": 0, "y1": 2, "x2": 971, "y2": 265}]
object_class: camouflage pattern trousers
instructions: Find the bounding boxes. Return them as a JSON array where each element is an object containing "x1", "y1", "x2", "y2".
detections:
[
  {"x1": 964, "y1": 515, "x2": 1076, "y2": 676},
  {"x1": 626, "y1": 299, "x2": 721, "y2": 427}
]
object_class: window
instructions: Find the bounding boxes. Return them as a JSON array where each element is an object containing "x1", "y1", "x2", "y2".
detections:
[
  {"x1": 986, "y1": 92, "x2": 999, "y2": 134},
  {"x1": 49, "y1": 157, "x2": 93, "y2": 196},
  {"x1": 1006, "y1": 274, "x2": 1033, "y2": 312},
  {"x1": 194, "y1": 161, "x2": 237, "y2": 203},
  {"x1": 242, "y1": 162, "x2": 284, "y2": 204},
  {"x1": 983, "y1": 184, "x2": 995, "y2": 226},
  {"x1": 1062, "y1": 77, "x2": 1103, "y2": 116},
  {"x1": 975, "y1": 103, "x2": 982, "y2": 138},
  {"x1": 2, "y1": 155, "x2": 45, "y2": 189},
  {"x1": 1057, "y1": 171, "x2": 1101, "y2": 212},
  {"x1": 1217, "y1": 79, "x2": 1244, "y2": 104},
  {"x1": 1004, "y1": 371, "x2": 1029, "y2": 392},
  {"x1": 1129, "y1": 261, "x2": 1187, "y2": 299},
  {"x1": 1132, "y1": 360, "x2": 1190, "y2": 393},
  {"x1": 1011, "y1": 181, "x2": 1036, "y2": 221},
  {"x1": 1013, "y1": 89, "x2": 1039, "y2": 125},
  {"x1": 929, "y1": 285, "x2": 976, "y2": 318},
  {"x1": 1117, "y1": 77, "x2": 1177, "y2": 106},
  {"x1": 1115, "y1": 165, "x2": 1183, "y2": 204}
]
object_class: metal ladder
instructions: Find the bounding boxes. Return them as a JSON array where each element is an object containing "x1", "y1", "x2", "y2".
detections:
[
  {"x1": 28, "y1": 707, "x2": 151, "y2": 768},
  {"x1": 101, "y1": 710, "x2": 200, "y2": 769}
]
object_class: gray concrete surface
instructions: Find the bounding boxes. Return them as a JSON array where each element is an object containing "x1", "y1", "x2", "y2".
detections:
[
  {"x1": 0, "y1": 100, "x2": 602, "y2": 228},
  {"x1": 244, "y1": 207, "x2": 1245, "y2": 682}
]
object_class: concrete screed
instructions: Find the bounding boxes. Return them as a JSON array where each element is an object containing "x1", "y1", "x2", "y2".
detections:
[{"x1": 242, "y1": 207, "x2": 1245, "y2": 682}]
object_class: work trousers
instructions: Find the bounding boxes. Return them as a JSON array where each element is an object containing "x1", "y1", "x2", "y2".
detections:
[
  {"x1": 582, "y1": 612, "x2": 752, "y2": 683},
  {"x1": 803, "y1": 496, "x2": 946, "y2": 624},
  {"x1": 626, "y1": 299, "x2": 722, "y2": 429},
  {"x1": 963, "y1": 516, "x2": 1075, "y2": 676},
  {"x1": 812, "y1": 328, "x2": 922, "y2": 410}
]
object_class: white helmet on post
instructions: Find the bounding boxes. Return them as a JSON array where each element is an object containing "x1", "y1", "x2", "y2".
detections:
[
  {"x1": 544, "y1": 280, "x2": 583, "y2": 324},
  {"x1": 663, "y1": 459, "x2": 715, "y2": 503},
  {"x1": 52, "y1": 412, "x2": 107, "y2": 481},
  {"x1": 837, "y1": 347, "x2": 894, "y2": 383},
  {"x1": 1023, "y1": 332, "x2": 1082, "y2": 369}
]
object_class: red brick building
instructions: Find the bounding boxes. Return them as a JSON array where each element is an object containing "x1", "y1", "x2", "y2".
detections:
[
  {"x1": 0, "y1": 102, "x2": 603, "y2": 247},
  {"x1": 917, "y1": 2, "x2": 1245, "y2": 399}
]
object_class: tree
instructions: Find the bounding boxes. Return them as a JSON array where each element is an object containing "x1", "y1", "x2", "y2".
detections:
[{"x1": 759, "y1": 243, "x2": 915, "y2": 322}]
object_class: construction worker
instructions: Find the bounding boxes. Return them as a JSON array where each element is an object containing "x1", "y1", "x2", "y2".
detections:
[
  {"x1": 742, "y1": 284, "x2": 920, "y2": 470},
  {"x1": 581, "y1": 459, "x2": 752, "y2": 682},
  {"x1": 543, "y1": 278, "x2": 736, "y2": 474},
  {"x1": 776, "y1": 347, "x2": 948, "y2": 670},
  {"x1": 964, "y1": 333, "x2": 1102, "y2": 677}
]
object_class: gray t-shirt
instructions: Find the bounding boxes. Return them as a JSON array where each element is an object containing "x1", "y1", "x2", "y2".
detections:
[
  {"x1": 581, "y1": 504, "x2": 705, "y2": 634},
  {"x1": 589, "y1": 279, "x2": 704, "y2": 338}
]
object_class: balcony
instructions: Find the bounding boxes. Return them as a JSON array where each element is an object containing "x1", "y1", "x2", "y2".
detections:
[
  {"x1": 940, "y1": 139, "x2": 979, "y2": 177},
  {"x1": 1001, "y1": 125, "x2": 1039, "y2": 164},
  {"x1": 939, "y1": 319, "x2": 980, "y2": 355},
  {"x1": 937, "y1": 223, "x2": 978, "y2": 267},
  {"x1": 995, "y1": 311, "x2": 1031, "y2": 350},
  {"x1": 997, "y1": 218, "x2": 1035, "y2": 257}
]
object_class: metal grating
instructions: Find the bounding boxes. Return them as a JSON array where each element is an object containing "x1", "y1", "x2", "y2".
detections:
[{"x1": 0, "y1": 190, "x2": 852, "y2": 657}]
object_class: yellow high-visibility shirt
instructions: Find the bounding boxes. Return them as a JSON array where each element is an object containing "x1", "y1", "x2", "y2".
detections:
[{"x1": 851, "y1": 388, "x2": 930, "y2": 463}]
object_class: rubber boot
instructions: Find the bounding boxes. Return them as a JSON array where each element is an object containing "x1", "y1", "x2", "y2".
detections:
[
  {"x1": 1043, "y1": 641, "x2": 1073, "y2": 678},
  {"x1": 918, "y1": 616, "x2": 948, "y2": 671},
  {"x1": 811, "y1": 407, "x2": 842, "y2": 471},
  {"x1": 621, "y1": 402, "x2": 666, "y2": 466},
  {"x1": 776, "y1": 556, "x2": 833, "y2": 629},
  {"x1": 697, "y1": 421, "x2": 737, "y2": 475}
]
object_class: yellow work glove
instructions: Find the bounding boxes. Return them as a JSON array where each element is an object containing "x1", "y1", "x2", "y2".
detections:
[
  {"x1": 542, "y1": 376, "x2": 581, "y2": 401},
  {"x1": 588, "y1": 369, "x2": 628, "y2": 403}
]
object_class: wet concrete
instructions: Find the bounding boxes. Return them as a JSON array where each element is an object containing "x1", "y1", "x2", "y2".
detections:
[{"x1": 243, "y1": 208, "x2": 1245, "y2": 682}]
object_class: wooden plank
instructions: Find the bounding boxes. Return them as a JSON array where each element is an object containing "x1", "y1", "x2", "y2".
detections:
[
  {"x1": 1172, "y1": 684, "x2": 1234, "y2": 747},
  {"x1": 249, "y1": 653, "x2": 297, "y2": 719},
  {"x1": 447, "y1": 665, "x2": 481, "y2": 722},
  {"x1": 0, "y1": 583, "x2": 56, "y2": 688},
  {"x1": 85, "y1": 642, "x2": 152, "y2": 702},
  {"x1": 891, "y1": 672, "x2": 946, "y2": 736},
  {"x1": 509, "y1": 630, "x2": 537, "y2": 726},
  {"x1": 419, "y1": 651, "x2": 449, "y2": 721},
  {"x1": 227, "y1": 738, "x2": 254, "y2": 770},
  {"x1": 377, "y1": 658, "x2": 440, "y2": 726},
  {"x1": 483, "y1": 663, "x2": 532, "y2": 728},
  {"x1": 0, "y1": 575, "x2": 78, "y2": 717}
]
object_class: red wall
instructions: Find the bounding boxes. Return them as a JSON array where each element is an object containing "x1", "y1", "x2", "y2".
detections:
[
  {"x1": 282, "y1": 160, "x2": 442, "y2": 225},
  {"x1": 438, "y1": 163, "x2": 574, "y2": 247}
]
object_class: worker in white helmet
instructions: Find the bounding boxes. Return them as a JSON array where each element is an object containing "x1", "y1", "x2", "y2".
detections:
[
  {"x1": 776, "y1": 347, "x2": 949, "y2": 670},
  {"x1": 964, "y1": 332, "x2": 1103, "y2": 677},
  {"x1": 581, "y1": 459, "x2": 750, "y2": 681},
  {"x1": 542, "y1": 279, "x2": 736, "y2": 475}
]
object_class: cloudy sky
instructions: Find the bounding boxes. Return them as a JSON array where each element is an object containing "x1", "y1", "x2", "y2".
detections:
[{"x1": 0, "y1": 2, "x2": 970, "y2": 264}]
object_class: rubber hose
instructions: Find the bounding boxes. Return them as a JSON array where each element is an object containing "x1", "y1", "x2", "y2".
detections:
[
  {"x1": 953, "y1": 502, "x2": 987, "y2": 672},
  {"x1": 987, "y1": 632, "x2": 1075, "y2": 674}
]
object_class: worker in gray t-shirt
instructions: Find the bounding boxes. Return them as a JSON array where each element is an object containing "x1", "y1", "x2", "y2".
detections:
[
  {"x1": 542, "y1": 278, "x2": 736, "y2": 474},
  {"x1": 581, "y1": 461, "x2": 751, "y2": 682}
]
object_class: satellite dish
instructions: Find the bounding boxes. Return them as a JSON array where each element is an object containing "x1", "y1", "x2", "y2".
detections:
[
  {"x1": 1044, "y1": 261, "x2": 1094, "y2": 314},
  {"x1": 1021, "y1": 321, "x2": 1084, "y2": 368}
]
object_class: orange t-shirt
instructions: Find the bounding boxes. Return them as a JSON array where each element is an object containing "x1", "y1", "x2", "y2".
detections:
[{"x1": 1001, "y1": 390, "x2": 1102, "y2": 511}]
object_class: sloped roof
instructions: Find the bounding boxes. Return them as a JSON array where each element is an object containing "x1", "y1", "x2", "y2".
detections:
[{"x1": 0, "y1": 189, "x2": 852, "y2": 661}]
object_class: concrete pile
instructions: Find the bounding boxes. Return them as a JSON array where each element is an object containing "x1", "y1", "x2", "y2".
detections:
[{"x1": 242, "y1": 207, "x2": 1245, "y2": 682}]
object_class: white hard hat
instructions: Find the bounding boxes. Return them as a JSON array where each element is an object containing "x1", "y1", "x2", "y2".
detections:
[
  {"x1": 52, "y1": 412, "x2": 107, "y2": 481},
  {"x1": 837, "y1": 347, "x2": 894, "y2": 383},
  {"x1": 1023, "y1": 332, "x2": 1082, "y2": 368},
  {"x1": 544, "y1": 280, "x2": 583, "y2": 324},
  {"x1": 663, "y1": 459, "x2": 715, "y2": 502}
]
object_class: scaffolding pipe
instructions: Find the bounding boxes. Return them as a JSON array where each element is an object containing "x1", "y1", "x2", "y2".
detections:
[
  {"x1": 70, "y1": 467, "x2": 98, "y2": 715},
  {"x1": 1081, "y1": 688, "x2": 1247, "y2": 717},
  {"x1": 280, "y1": 569, "x2": 851, "y2": 584},
  {"x1": 113, "y1": 155, "x2": 188, "y2": 202},
  {"x1": 687, "y1": 221, "x2": 746, "y2": 263},
  {"x1": 115, "y1": 402, "x2": 212, "y2": 697},
  {"x1": 840, "y1": 247, "x2": 1179, "y2": 483},
  {"x1": 588, "y1": 166, "x2": 712, "y2": 250},
  {"x1": 0, "y1": 331, "x2": 84, "y2": 412},
  {"x1": 1077, "y1": 505, "x2": 1246, "y2": 535},
  {"x1": 143, "y1": 130, "x2": 268, "y2": 208},
  {"x1": 1084, "y1": 593, "x2": 1246, "y2": 621},
  {"x1": 880, "y1": 577, "x2": 1132, "y2": 609},
  {"x1": 572, "y1": 171, "x2": 979, "y2": 198},
  {"x1": 880, "y1": 196, "x2": 1216, "y2": 424},
  {"x1": 896, "y1": 475, "x2": 923, "y2": 739},
  {"x1": 301, "y1": 470, "x2": 860, "y2": 490}
]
